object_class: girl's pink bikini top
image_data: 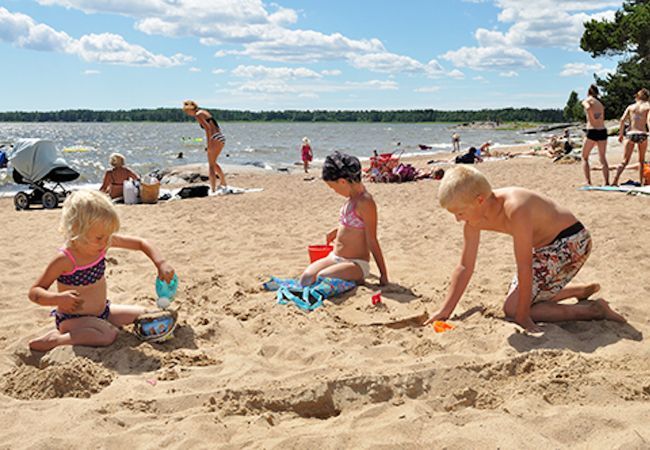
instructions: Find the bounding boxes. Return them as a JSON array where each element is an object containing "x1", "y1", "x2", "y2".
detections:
[
  {"x1": 339, "y1": 197, "x2": 366, "y2": 229},
  {"x1": 57, "y1": 248, "x2": 106, "y2": 286}
]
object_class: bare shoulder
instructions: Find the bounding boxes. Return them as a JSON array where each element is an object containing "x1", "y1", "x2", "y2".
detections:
[
  {"x1": 50, "y1": 250, "x2": 74, "y2": 273},
  {"x1": 497, "y1": 187, "x2": 537, "y2": 214},
  {"x1": 356, "y1": 191, "x2": 377, "y2": 211}
]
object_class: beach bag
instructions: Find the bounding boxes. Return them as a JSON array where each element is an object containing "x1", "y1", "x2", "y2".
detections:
[
  {"x1": 263, "y1": 276, "x2": 357, "y2": 311},
  {"x1": 178, "y1": 185, "x2": 209, "y2": 199},
  {"x1": 140, "y1": 178, "x2": 160, "y2": 204},
  {"x1": 123, "y1": 178, "x2": 140, "y2": 204},
  {"x1": 644, "y1": 164, "x2": 650, "y2": 185},
  {"x1": 393, "y1": 163, "x2": 417, "y2": 182}
]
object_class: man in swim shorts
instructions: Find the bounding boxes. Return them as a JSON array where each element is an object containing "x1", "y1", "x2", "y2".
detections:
[
  {"x1": 613, "y1": 88, "x2": 650, "y2": 186},
  {"x1": 581, "y1": 84, "x2": 609, "y2": 185}
]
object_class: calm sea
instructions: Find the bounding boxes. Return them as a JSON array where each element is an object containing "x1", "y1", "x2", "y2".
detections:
[{"x1": 0, "y1": 122, "x2": 535, "y2": 192}]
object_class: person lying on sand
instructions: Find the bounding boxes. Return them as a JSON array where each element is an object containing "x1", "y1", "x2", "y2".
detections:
[{"x1": 424, "y1": 166, "x2": 625, "y2": 332}]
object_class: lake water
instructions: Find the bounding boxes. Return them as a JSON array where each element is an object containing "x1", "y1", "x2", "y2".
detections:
[{"x1": 0, "y1": 122, "x2": 536, "y2": 192}]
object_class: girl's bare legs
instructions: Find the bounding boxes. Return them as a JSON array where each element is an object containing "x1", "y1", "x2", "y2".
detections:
[
  {"x1": 300, "y1": 257, "x2": 363, "y2": 285},
  {"x1": 29, "y1": 316, "x2": 118, "y2": 352},
  {"x1": 108, "y1": 304, "x2": 147, "y2": 328},
  {"x1": 596, "y1": 140, "x2": 609, "y2": 185},
  {"x1": 638, "y1": 141, "x2": 647, "y2": 186},
  {"x1": 303, "y1": 160, "x2": 309, "y2": 173},
  {"x1": 549, "y1": 283, "x2": 600, "y2": 302},
  {"x1": 207, "y1": 140, "x2": 226, "y2": 192},
  {"x1": 581, "y1": 139, "x2": 596, "y2": 185},
  {"x1": 612, "y1": 140, "x2": 635, "y2": 185}
]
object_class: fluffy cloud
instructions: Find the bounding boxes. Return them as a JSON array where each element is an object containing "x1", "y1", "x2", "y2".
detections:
[
  {"x1": 0, "y1": 7, "x2": 190, "y2": 67},
  {"x1": 499, "y1": 70, "x2": 519, "y2": 77},
  {"x1": 560, "y1": 62, "x2": 610, "y2": 77},
  {"x1": 34, "y1": 0, "x2": 444, "y2": 76},
  {"x1": 232, "y1": 65, "x2": 323, "y2": 79},
  {"x1": 443, "y1": 46, "x2": 542, "y2": 71},
  {"x1": 414, "y1": 86, "x2": 441, "y2": 93},
  {"x1": 445, "y1": 0, "x2": 619, "y2": 73}
]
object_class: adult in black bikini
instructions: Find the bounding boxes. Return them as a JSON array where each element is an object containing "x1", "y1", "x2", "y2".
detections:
[
  {"x1": 183, "y1": 100, "x2": 228, "y2": 193},
  {"x1": 581, "y1": 84, "x2": 610, "y2": 185},
  {"x1": 613, "y1": 88, "x2": 650, "y2": 186},
  {"x1": 99, "y1": 153, "x2": 140, "y2": 200}
]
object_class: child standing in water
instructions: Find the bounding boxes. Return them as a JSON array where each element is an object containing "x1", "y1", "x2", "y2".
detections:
[
  {"x1": 301, "y1": 137, "x2": 313, "y2": 173},
  {"x1": 28, "y1": 190, "x2": 176, "y2": 351},
  {"x1": 300, "y1": 152, "x2": 388, "y2": 286},
  {"x1": 424, "y1": 166, "x2": 625, "y2": 332}
]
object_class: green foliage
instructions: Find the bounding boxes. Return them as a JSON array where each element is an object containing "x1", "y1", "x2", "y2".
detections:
[
  {"x1": 563, "y1": 91, "x2": 584, "y2": 121},
  {"x1": 0, "y1": 107, "x2": 564, "y2": 123},
  {"x1": 581, "y1": 0, "x2": 650, "y2": 118}
]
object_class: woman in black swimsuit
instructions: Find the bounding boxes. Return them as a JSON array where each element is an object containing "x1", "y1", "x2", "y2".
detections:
[{"x1": 183, "y1": 100, "x2": 228, "y2": 193}]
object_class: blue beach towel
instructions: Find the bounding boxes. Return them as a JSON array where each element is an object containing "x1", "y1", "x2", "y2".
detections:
[{"x1": 263, "y1": 276, "x2": 357, "y2": 311}]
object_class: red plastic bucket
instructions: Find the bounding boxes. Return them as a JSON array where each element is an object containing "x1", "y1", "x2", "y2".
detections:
[{"x1": 308, "y1": 245, "x2": 333, "y2": 263}]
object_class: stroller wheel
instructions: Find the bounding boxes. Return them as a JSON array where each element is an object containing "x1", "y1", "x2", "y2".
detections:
[
  {"x1": 14, "y1": 192, "x2": 29, "y2": 210},
  {"x1": 42, "y1": 191, "x2": 58, "y2": 209}
]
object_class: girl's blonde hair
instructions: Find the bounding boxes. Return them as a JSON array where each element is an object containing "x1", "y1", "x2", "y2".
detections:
[
  {"x1": 182, "y1": 100, "x2": 198, "y2": 111},
  {"x1": 438, "y1": 166, "x2": 492, "y2": 209},
  {"x1": 636, "y1": 88, "x2": 650, "y2": 101},
  {"x1": 109, "y1": 152, "x2": 125, "y2": 168},
  {"x1": 60, "y1": 190, "x2": 120, "y2": 245}
]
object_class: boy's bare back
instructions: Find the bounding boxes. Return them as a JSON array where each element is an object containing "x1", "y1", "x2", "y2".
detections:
[{"x1": 481, "y1": 187, "x2": 579, "y2": 248}]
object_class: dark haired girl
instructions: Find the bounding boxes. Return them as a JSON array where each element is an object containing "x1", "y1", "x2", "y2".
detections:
[{"x1": 300, "y1": 152, "x2": 388, "y2": 286}]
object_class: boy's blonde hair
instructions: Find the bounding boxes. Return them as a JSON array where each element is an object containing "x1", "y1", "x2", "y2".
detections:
[
  {"x1": 60, "y1": 190, "x2": 120, "y2": 245},
  {"x1": 438, "y1": 166, "x2": 492, "y2": 209},
  {"x1": 182, "y1": 100, "x2": 198, "y2": 111},
  {"x1": 109, "y1": 152, "x2": 125, "y2": 168}
]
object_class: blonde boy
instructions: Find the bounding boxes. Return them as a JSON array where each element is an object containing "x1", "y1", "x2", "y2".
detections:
[{"x1": 425, "y1": 166, "x2": 625, "y2": 331}]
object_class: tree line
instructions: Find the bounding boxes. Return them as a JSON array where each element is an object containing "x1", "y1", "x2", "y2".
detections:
[{"x1": 0, "y1": 107, "x2": 565, "y2": 123}]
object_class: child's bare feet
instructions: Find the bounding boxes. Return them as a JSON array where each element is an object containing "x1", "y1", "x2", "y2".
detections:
[
  {"x1": 578, "y1": 283, "x2": 600, "y2": 300},
  {"x1": 594, "y1": 298, "x2": 627, "y2": 323},
  {"x1": 29, "y1": 330, "x2": 64, "y2": 352}
]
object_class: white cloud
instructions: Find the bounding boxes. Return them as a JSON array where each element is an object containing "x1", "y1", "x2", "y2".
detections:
[
  {"x1": 34, "y1": 0, "x2": 445, "y2": 77},
  {"x1": 414, "y1": 86, "x2": 441, "y2": 93},
  {"x1": 232, "y1": 65, "x2": 322, "y2": 79},
  {"x1": 499, "y1": 70, "x2": 519, "y2": 77},
  {"x1": 83, "y1": 69, "x2": 100, "y2": 75},
  {"x1": 189, "y1": 66, "x2": 201, "y2": 72},
  {"x1": 560, "y1": 62, "x2": 610, "y2": 76},
  {"x1": 0, "y1": 7, "x2": 191, "y2": 67},
  {"x1": 448, "y1": 69, "x2": 465, "y2": 79},
  {"x1": 212, "y1": 68, "x2": 226, "y2": 74},
  {"x1": 443, "y1": 46, "x2": 542, "y2": 71},
  {"x1": 321, "y1": 69, "x2": 341, "y2": 76}
]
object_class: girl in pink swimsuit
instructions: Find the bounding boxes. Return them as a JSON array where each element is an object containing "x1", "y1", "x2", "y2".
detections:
[
  {"x1": 27, "y1": 190, "x2": 176, "y2": 352},
  {"x1": 300, "y1": 152, "x2": 389, "y2": 286}
]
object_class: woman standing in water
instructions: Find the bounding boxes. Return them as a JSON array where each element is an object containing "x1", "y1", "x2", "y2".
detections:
[{"x1": 182, "y1": 100, "x2": 229, "y2": 193}]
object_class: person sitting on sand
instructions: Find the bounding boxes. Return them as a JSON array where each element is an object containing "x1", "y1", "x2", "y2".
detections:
[
  {"x1": 581, "y1": 84, "x2": 610, "y2": 185},
  {"x1": 424, "y1": 166, "x2": 625, "y2": 332},
  {"x1": 455, "y1": 147, "x2": 482, "y2": 164},
  {"x1": 478, "y1": 141, "x2": 492, "y2": 157},
  {"x1": 613, "y1": 88, "x2": 650, "y2": 186},
  {"x1": 27, "y1": 190, "x2": 176, "y2": 351},
  {"x1": 300, "y1": 152, "x2": 388, "y2": 286},
  {"x1": 99, "y1": 153, "x2": 140, "y2": 200}
]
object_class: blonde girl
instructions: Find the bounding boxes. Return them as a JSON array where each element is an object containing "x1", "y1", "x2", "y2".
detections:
[
  {"x1": 28, "y1": 190, "x2": 175, "y2": 351},
  {"x1": 182, "y1": 100, "x2": 229, "y2": 193}
]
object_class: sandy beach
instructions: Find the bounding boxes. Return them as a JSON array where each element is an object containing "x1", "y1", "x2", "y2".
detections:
[{"x1": 0, "y1": 141, "x2": 648, "y2": 449}]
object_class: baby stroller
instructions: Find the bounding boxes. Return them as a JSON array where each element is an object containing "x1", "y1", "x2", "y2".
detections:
[{"x1": 10, "y1": 139, "x2": 80, "y2": 210}]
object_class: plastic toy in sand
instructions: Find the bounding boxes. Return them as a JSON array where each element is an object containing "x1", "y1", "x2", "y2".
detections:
[
  {"x1": 372, "y1": 292, "x2": 382, "y2": 305},
  {"x1": 156, "y1": 273, "x2": 178, "y2": 309},
  {"x1": 308, "y1": 244, "x2": 333, "y2": 263},
  {"x1": 432, "y1": 320, "x2": 454, "y2": 333}
]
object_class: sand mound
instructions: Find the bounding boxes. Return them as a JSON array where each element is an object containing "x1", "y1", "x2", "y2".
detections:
[{"x1": 1, "y1": 358, "x2": 113, "y2": 400}]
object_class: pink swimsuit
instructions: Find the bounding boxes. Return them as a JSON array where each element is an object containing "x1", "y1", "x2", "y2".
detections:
[{"x1": 339, "y1": 197, "x2": 365, "y2": 229}]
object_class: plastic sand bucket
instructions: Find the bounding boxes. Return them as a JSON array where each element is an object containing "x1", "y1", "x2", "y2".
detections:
[{"x1": 308, "y1": 245, "x2": 333, "y2": 263}]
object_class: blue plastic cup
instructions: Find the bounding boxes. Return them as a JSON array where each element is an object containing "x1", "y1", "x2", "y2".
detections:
[{"x1": 156, "y1": 273, "x2": 179, "y2": 299}]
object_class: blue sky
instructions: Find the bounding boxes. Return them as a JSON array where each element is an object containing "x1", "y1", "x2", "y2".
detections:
[{"x1": 0, "y1": 0, "x2": 623, "y2": 111}]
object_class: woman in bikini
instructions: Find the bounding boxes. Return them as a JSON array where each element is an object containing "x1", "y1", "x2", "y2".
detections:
[
  {"x1": 300, "y1": 151, "x2": 388, "y2": 286},
  {"x1": 182, "y1": 100, "x2": 229, "y2": 193},
  {"x1": 99, "y1": 153, "x2": 140, "y2": 200},
  {"x1": 581, "y1": 84, "x2": 610, "y2": 185}
]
